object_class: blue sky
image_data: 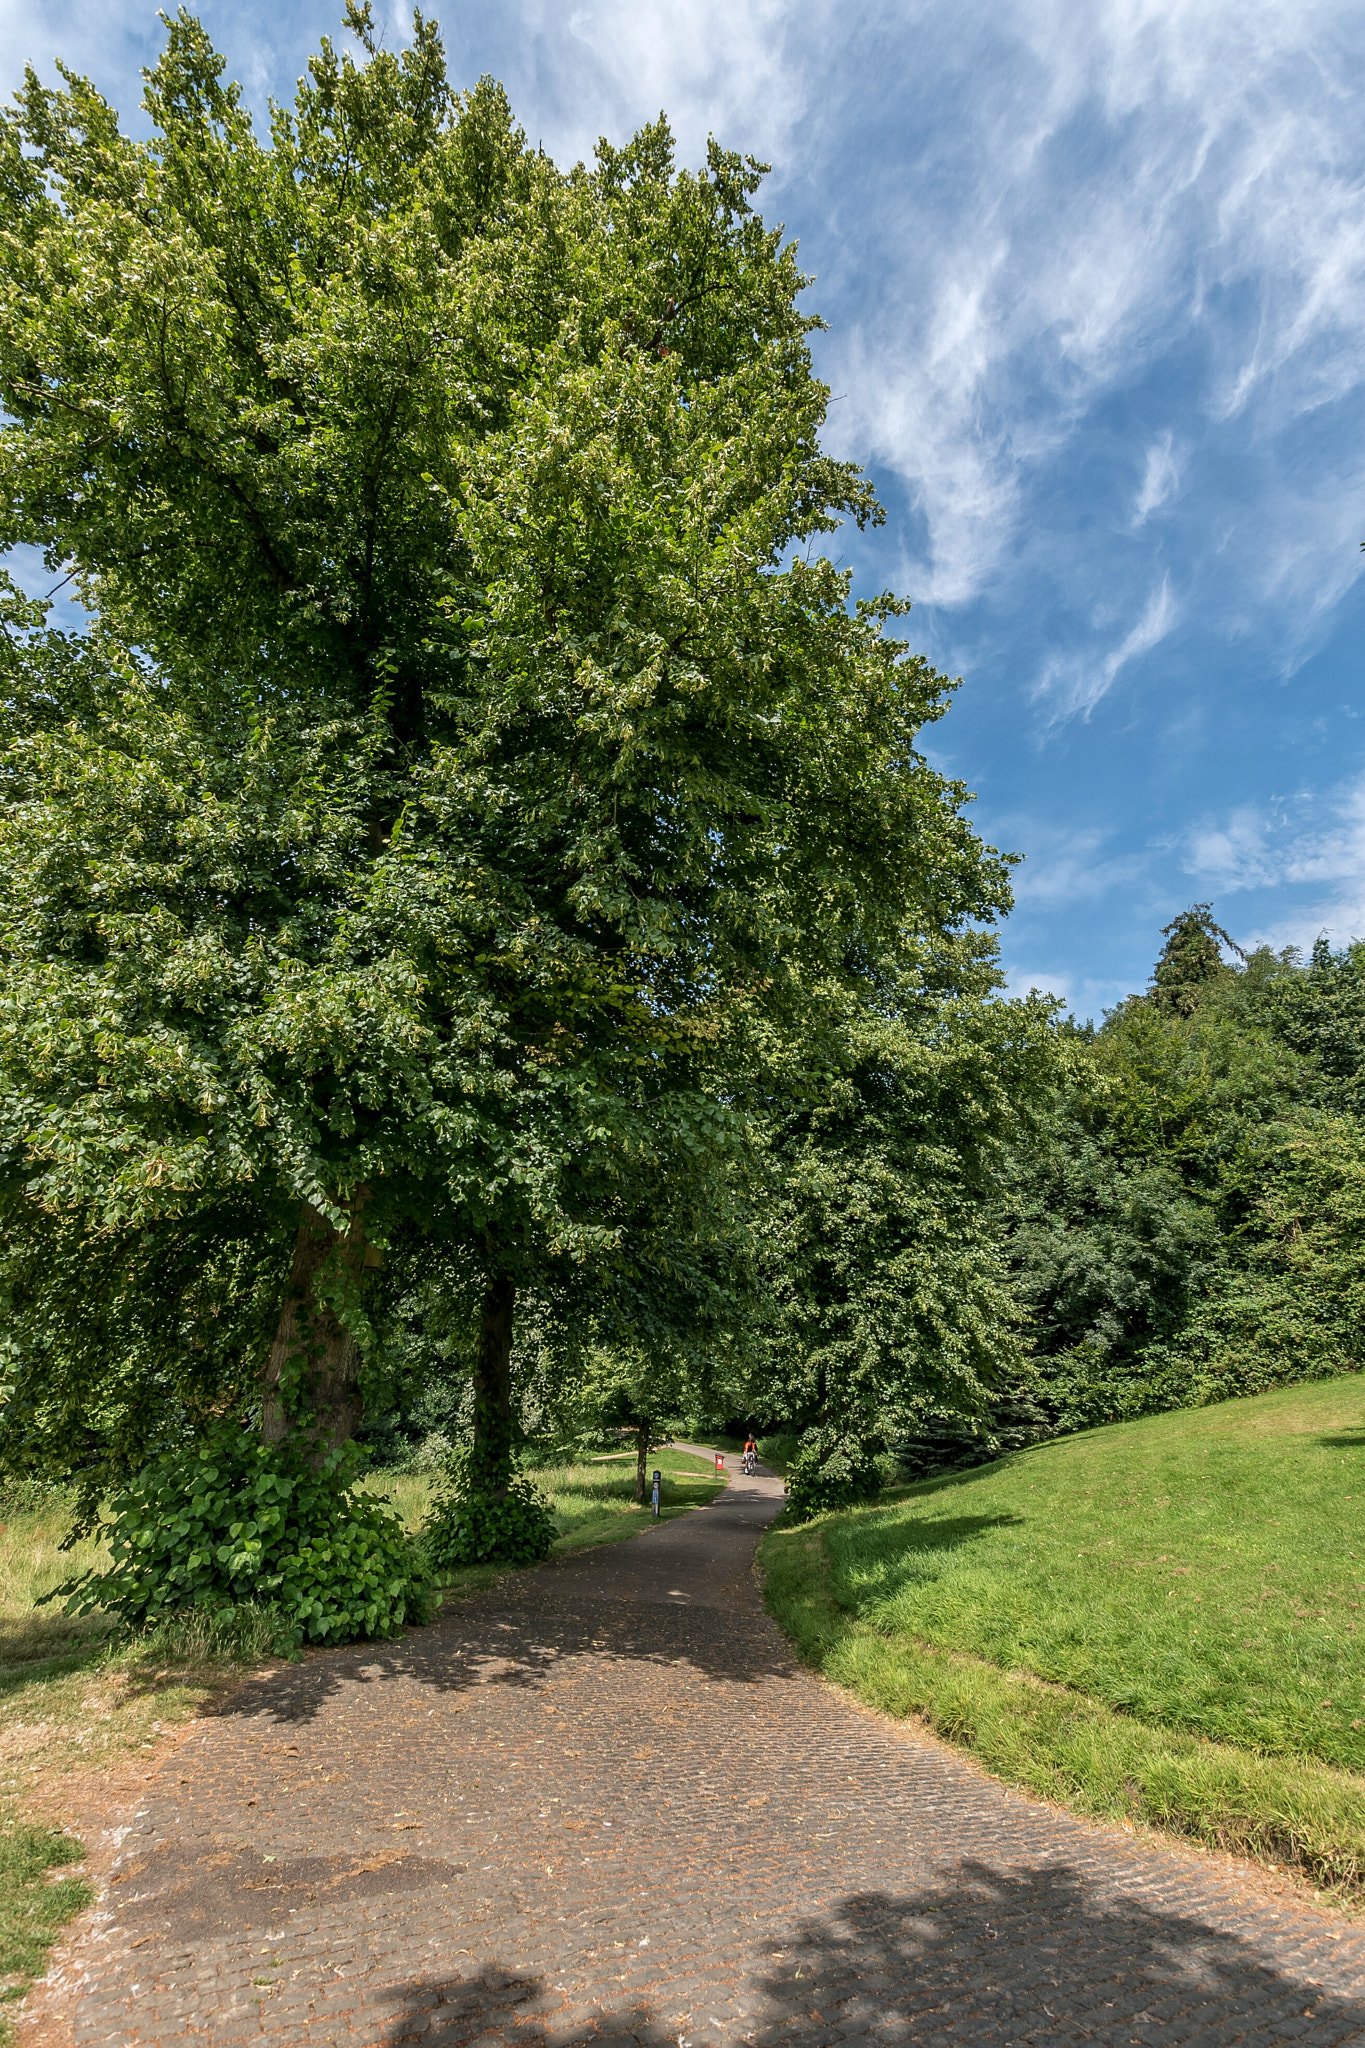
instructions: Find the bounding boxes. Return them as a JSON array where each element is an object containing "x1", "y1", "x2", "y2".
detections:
[{"x1": 5, "y1": 0, "x2": 1363, "y2": 1016}]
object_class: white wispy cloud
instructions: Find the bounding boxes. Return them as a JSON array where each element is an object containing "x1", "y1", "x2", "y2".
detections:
[
  {"x1": 1006, "y1": 820, "x2": 1151, "y2": 909},
  {"x1": 816, "y1": 0, "x2": 1365, "y2": 665},
  {"x1": 5, "y1": 0, "x2": 1361, "y2": 740},
  {"x1": 1133, "y1": 432, "x2": 1183, "y2": 526},
  {"x1": 527, "y1": 0, "x2": 808, "y2": 167},
  {"x1": 1185, "y1": 804, "x2": 1283, "y2": 892},
  {"x1": 997, "y1": 959, "x2": 1140, "y2": 1018},
  {"x1": 999, "y1": 964, "x2": 1075, "y2": 1006},
  {"x1": 1185, "y1": 775, "x2": 1365, "y2": 952},
  {"x1": 987, "y1": 814, "x2": 1168, "y2": 1010},
  {"x1": 1034, "y1": 578, "x2": 1178, "y2": 720},
  {"x1": 0, "y1": 0, "x2": 159, "y2": 114}
]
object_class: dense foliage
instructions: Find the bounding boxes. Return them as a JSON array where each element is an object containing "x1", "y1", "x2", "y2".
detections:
[
  {"x1": 0, "y1": 1, "x2": 1049, "y2": 1577},
  {"x1": 904, "y1": 911, "x2": 1365, "y2": 1476},
  {"x1": 422, "y1": 1451, "x2": 557, "y2": 1571},
  {"x1": 0, "y1": 5, "x2": 1024, "y2": 1547},
  {"x1": 47, "y1": 1430, "x2": 431, "y2": 1648},
  {"x1": 751, "y1": 961, "x2": 1055, "y2": 1515},
  {"x1": 8, "y1": 11, "x2": 1351, "y2": 1583}
]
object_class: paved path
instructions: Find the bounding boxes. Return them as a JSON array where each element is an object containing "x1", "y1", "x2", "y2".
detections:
[{"x1": 45, "y1": 1462, "x2": 1365, "y2": 2046}]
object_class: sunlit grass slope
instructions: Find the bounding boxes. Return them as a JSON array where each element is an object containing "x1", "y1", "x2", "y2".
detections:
[
  {"x1": 840, "y1": 1382, "x2": 1365, "y2": 1768},
  {"x1": 762, "y1": 1380, "x2": 1365, "y2": 1900}
]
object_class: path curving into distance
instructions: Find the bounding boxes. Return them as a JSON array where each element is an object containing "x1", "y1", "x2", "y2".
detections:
[{"x1": 43, "y1": 1458, "x2": 1365, "y2": 2046}]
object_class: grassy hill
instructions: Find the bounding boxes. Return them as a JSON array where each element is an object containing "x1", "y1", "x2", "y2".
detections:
[{"x1": 761, "y1": 1379, "x2": 1365, "y2": 1903}]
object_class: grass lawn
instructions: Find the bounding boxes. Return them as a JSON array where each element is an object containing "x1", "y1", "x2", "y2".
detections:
[
  {"x1": 363, "y1": 1444, "x2": 725, "y2": 1565},
  {"x1": 762, "y1": 1378, "x2": 1365, "y2": 1903},
  {"x1": 535, "y1": 1444, "x2": 726, "y2": 1542}
]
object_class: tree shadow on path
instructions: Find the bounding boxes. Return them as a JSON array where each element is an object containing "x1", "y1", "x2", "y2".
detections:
[
  {"x1": 209, "y1": 1587, "x2": 803, "y2": 1729},
  {"x1": 208, "y1": 1496, "x2": 801, "y2": 1728},
  {"x1": 373, "y1": 1858, "x2": 1365, "y2": 2047}
]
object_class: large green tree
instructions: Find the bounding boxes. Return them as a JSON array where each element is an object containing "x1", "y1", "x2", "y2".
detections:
[
  {"x1": 750, "y1": 945, "x2": 1056, "y2": 1509},
  {"x1": 0, "y1": 9, "x2": 1012, "y2": 1491}
]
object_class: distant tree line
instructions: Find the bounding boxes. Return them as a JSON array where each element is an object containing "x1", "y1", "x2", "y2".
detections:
[{"x1": 900, "y1": 907, "x2": 1365, "y2": 1477}]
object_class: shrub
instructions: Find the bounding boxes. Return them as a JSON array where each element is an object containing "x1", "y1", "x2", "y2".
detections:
[
  {"x1": 422, "y1": 1453, "x2": 556, "y2": 1572},
  {"x1": 47, "y1": 1428, "x2": 432, "y2": 1652},
  {"x1": 784, "y1": 1433, "x2": 884, "y2": 1522},
  {"x1": 410, "y1": 1429, "x2": 456, "y2": 1473}
]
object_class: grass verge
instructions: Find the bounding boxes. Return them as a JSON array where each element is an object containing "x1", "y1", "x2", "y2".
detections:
[
  {"x1": 763, "y1": 1518, "x2": 1365, "y2": 1905},
  {"x1": 761, "y1": 1379, "x2": 1365, "y2": 1907},
  {"x1": 0, "y1": 1826, "x2": 91, "y2": 2033}
]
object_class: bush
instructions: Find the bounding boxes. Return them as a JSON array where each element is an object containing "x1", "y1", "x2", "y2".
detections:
[
  {"x1": 375, "y1": 1429, "x2": 457, "y2": 1475},
  {"x1": 784, "y1": 1433, "x2": 884, "y2": 1522},
  {"x1": 410, "y1": 1429, "x2": 457, "y2": 1472},
  {"x1": 422, "y1": 1454, "x2": 557, "y2": 1572},
  {"x1": 46, "y1": 1428, "x2": 432, "y2": 1653}
]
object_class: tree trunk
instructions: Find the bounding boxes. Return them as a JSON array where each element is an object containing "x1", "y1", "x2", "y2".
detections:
[
  {"x1": 261, "y1": 1203, "x2": 368, "y2": 1461},
  {"x1": 470, "y1": 1268, "x2": 516, "y2": 1497},
  {"x1": 634, "y1": 1418, "x2": 651, "y2": 1504}
]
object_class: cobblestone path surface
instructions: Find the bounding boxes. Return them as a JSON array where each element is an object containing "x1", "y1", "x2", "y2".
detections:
[{"x1": 51, "y1": 1462, "x2": 1365, "y2": 2047}]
